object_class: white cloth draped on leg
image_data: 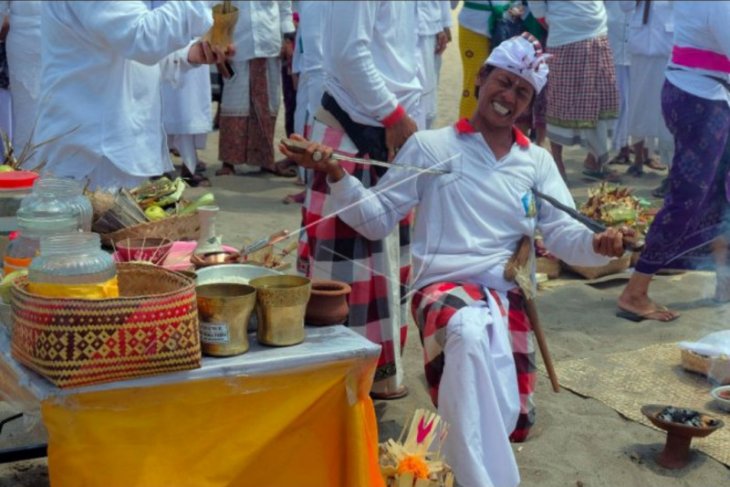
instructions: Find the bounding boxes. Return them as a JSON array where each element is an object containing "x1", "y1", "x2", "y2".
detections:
[{"x1": 439, "y1": 289, "x2": 521, "y2": 487}]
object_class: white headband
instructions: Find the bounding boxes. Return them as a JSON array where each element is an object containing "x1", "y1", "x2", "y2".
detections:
[{"x1": 485, "y1": 34, "x2": 551, "y2": 93}]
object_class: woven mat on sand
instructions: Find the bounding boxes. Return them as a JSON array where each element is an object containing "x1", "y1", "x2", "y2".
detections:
[{"x1": 552, "y1": 343, "x2": 729, "y2": 466}]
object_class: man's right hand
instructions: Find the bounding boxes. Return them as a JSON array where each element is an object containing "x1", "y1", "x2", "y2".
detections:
[
  {"x1": 385, "y1": 115, "x2": 418, "y2": 162},
  {"x1": 279, "y1": 134, "x2": 346, "y2": 182}
]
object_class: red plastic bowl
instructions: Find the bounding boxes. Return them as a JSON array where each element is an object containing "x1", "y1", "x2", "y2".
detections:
[{"x1": 115, "y1": 238, "x2": 173, "y2": 265}]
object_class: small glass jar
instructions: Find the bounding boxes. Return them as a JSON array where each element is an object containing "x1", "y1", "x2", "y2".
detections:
[
  {"x1": 28, "y1": 233, "x2": 119, "y2": 299},
  {"x1": 3, "y1": 215, "x2": 78, "y2": 275},
  {"x1": 28, "y1": 178, "x2": 93, "y2": 232}
]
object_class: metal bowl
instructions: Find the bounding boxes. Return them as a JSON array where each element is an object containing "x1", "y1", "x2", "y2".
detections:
[{"x1": 195, "y1": 264, "x2": 282, "y2": 286}]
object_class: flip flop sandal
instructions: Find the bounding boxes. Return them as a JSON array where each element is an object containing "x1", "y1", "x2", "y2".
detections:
[
  {"x1": 370, "y1": 385, "x2": 409, "y2": 401},
  {"x1": 582, "y1": 168, "x2": 622, "y2": 183},
  {"x1": 644, "y1": 159, "x2": 667, "y2": 171},
  {"x1": 615, "y1": 305, "x2": 679, "y2": 323},
  {"x1": 263, "y1": 163, "x2": 298, "y2": 178},
  {"x1": 183, "y1": 173, "x2": 212, "y2": 188},
  {"x1": 215, "y1": 163, "x2": 236, "y2": 176},
  {"x1": 281, "y1": 192, "x2": 305, "y2": 205},
  {"x1": 608, "y1": 154, "x2": 631, "y2": 165}
]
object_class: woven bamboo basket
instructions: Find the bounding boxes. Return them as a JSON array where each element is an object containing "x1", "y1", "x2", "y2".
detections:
[
  {"x1": 564, "y1": 253, "x2": 631, "y2": 280},
  {"x1": 100, "y1": 212, "x2": 200, "y2": 247},
  {"x1": 10, "y1": 264, "x2": 201, "y2": 388},
  {"x1": 681, "y1": 349, "x2": 730, "y2": 385}
]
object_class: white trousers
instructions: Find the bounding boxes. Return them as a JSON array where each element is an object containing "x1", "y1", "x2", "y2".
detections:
[{"x1": 439, "y1": 290, "x2": 521, "y2": 487}]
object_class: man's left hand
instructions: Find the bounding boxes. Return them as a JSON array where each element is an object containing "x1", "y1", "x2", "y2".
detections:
[
  {"x1": 188, "y1": 41, "x2": 235, "y2": 77},
  {"x1": 435, "y1": 30, "x2": 450, "y2": 55},
  {"x1": 592, "y1": 226, "x2": 635, "y2": 258}
]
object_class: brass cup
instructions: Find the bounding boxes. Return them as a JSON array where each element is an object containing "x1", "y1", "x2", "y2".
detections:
[
  {"x1": 249, "y1": 275, "x2": 311, "y2": 346},
  {"x1": 196, "y1": 283, "x2": 256, "y2": 357},
  {"x1": 204, "y1": 4, "x2": 239, "y2": 50}
]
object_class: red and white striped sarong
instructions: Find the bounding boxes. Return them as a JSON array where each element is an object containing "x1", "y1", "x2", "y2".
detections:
[
  {"x1": 411, "y1": 281, "x2": 536, "y2": 442},
  {"x1": 299, "y1": 118, "x2": 412, "y2": 394}
]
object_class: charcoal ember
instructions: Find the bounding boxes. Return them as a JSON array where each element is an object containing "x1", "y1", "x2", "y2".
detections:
[{"x1": 658, "y1": 407, "x2": 703, "y2": 427}]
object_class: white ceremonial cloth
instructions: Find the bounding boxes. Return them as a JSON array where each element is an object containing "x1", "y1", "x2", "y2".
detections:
[
  {"x1": 323, "y1": 1, "x2": 423, "y2": 127},
  {"x1": 327, "y1": 124, "x2": 611, "y2": 293},
  {"x1": 33, "y1": 1, "x2": 212, "y2": 189},
  {"x1": 665, "y1": 1, "x2": 730, "y2": 107},
  {"x1": 293, "y1": 0, "x2": 328, "y2": 134},
  {"x1": 1, "y1": 1, "x2": 41, "y2": 153},
  {"x1": 605, "y1": 0, "x2": 631, "y2": 66},
  {"x1": 232, "y1": 0, "x2": 294, "y2": 62},
  {"x1": 528, "y1": 0, "x2": 607, "y2": 48},
  {"x1": 440, "y1": 291, "x2": 520, "y2": 487},
  {"x1": 418, "y1": 0, "x2": 452, "y2": 36}
]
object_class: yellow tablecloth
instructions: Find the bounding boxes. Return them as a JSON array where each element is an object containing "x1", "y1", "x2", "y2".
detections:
[{"x1": 3, "y1": 326, "x2": 385, "y2": 487}]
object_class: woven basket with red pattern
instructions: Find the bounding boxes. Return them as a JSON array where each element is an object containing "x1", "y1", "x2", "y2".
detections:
[{"x1": 10, "y1": 263, "x2": 201, "y2": 388}]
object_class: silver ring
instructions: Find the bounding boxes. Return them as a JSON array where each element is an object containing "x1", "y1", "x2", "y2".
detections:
[{"x1": 312, "y1": 151, "x2": 323, "y2": 162}]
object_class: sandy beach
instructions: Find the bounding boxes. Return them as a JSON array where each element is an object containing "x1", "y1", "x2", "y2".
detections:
[{"x1": 1, "y1": 10, "x2": 729, "y2": 487}]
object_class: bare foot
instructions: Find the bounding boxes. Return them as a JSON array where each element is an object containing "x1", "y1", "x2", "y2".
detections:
[{"x1": 617, "y1": 293, "x2": 680, "y2": 322}]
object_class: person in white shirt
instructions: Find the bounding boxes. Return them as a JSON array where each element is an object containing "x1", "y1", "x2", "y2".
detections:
[
  {"x1": 454, "y1": 0, "x2": 511, "y2": 119},
  {"x1": 283, "y1": 34, "x2": 628, "y2": 487},
  {"x1": 618, "y1": 1, "x2": 730, "y2": 322},
  {"x1": 216, "y1": 0, "x2": 295, "y2": 177},
  {"x1": 605, "y1": 0, "x2": 632, "y2": 166},
  {"x1": 299, "y1": 0, "x2": 423, "y2": 400},
  {"x1": 528, "y1": 0, "x2": 619, "y2": 181},
  {"x1": 417, "y1": 1, "x2": 453, "y2": 129},
  {"x1": 152, "y1": 0, "x2": 213, "y2": 188},
  {"x1": 620, "y1": 1, "x2": 673, "y2": 185},
  {"x1": 31, "y1": 1, "x2": 229, "y2": 191},
  {"x1": 0, "y1": 1, "x2": 40, "y2": 155}
]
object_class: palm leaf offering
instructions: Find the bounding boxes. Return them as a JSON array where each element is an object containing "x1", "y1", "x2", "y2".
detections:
[
  {"x1": 379, "y1": 409, "x2": 454, "y2": 487},
  {"x1": 580, "y1": 183, "x2": 656, "y2": 234}
]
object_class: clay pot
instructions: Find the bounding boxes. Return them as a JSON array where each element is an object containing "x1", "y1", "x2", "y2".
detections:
[{"x1": 305, "y1": 280, "x2": 351, "y2": 326}]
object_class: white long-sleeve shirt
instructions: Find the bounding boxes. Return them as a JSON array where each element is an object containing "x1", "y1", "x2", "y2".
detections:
[
  {"x1": 605, "y1": 0, "x2": 631, "y2": 66},
  {"x1": 33, "y1": 1, "x2": 212, "y2": 185},
  {"x1": 327, "y1": 121, "x2": 611, "y2": 292},
  {"x1": 323, "y1": 1, "x2": 422, "y2": 127},
  {"x1": 417, "y1": 1, "x2": 452, "y2": 36},
  {"x1": 620, "y1": 0, "x2": 673, "y2": 58},
  {"x1": 528, "y1": 0, "x2": 607, "y2": 48},
  {"x1": 665, "y1": 1, "x2": 730, "y2": 106},
  {"x1": 297, "y1": 1, "x2": 328, "y2": 117},
  {"x1": 232, "y1": 0, "x2": 294, "y2": 62}
]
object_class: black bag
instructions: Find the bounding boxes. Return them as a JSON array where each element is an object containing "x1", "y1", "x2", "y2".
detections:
[
  {"x1": 321, "y1": 92, "x2": 389, "y2": 176},
  {"x1": 489, "y1": 1, "x2": 526, "y2": 48}
]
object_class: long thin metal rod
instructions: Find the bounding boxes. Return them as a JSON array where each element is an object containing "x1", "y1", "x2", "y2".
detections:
[
  {"x1": 330, "y1": 153, "x2": 450, "y2": 175},
  {"x1": 280, "y1": 137, "x2": 450, "y2": 175}
]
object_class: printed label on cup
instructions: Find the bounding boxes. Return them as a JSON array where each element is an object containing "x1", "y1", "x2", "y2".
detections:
[{"x1": 200, "y1": 322, "x2": 230, "y2": 344}]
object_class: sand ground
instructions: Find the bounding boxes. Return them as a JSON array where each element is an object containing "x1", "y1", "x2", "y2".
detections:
[{"x1": 1, "y1": 12, "x2": 729, "y2": 487}]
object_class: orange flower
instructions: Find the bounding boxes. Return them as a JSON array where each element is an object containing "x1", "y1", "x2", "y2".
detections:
[{"x1": 397, "y1": 455, "x2": 430, "y2": 480}]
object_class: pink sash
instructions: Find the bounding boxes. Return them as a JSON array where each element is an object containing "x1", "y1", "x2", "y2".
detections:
[{"x1": 672, "y1": 46, "x2": 730, "y2": 74}]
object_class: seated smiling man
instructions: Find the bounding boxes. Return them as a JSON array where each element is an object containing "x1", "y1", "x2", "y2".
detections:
[{"x1": 282, "y1": 34, "x2": 628, "y2": 487}]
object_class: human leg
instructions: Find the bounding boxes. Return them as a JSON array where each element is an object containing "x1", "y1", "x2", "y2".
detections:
[
  {"x1": 618, "y1": 81, "x2": 730, "y2": 320},
  {"x1": 411, "y1": 283, "x2": 526, "y2": 487},
  {"x1": 550, "y1": 141, "x2": 566, "y2": 180}
]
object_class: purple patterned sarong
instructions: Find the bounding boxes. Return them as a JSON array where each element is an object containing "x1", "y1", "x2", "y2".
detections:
[{"x1": 636, "y1": 80, "x2": 730, "y2": 274}]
